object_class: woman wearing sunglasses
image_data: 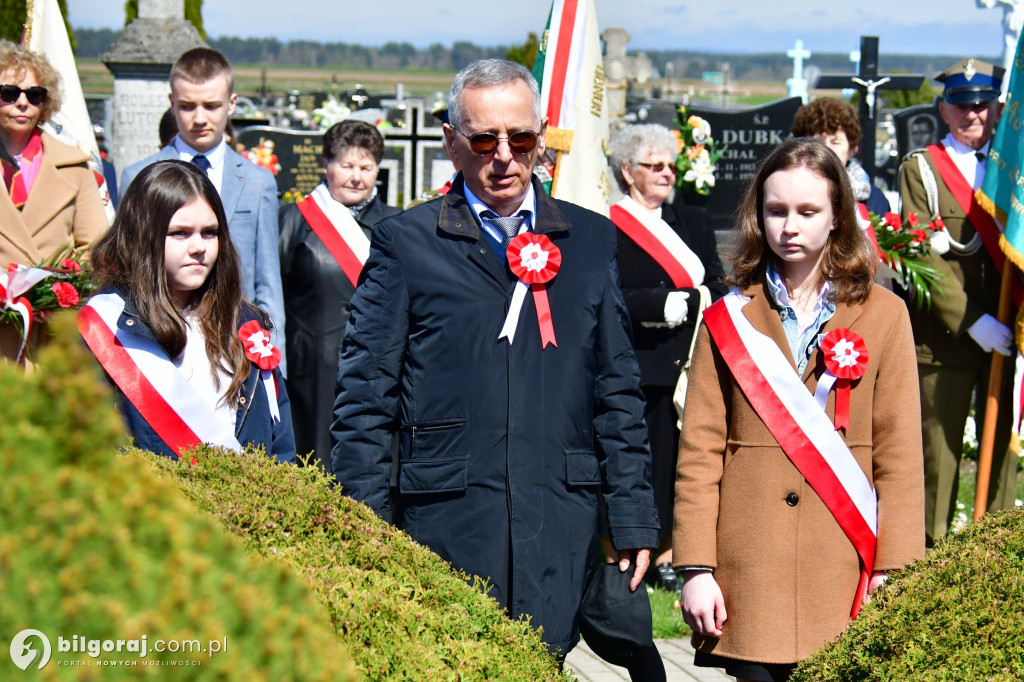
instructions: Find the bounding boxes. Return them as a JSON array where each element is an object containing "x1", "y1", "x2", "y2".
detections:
[
  {"x1": 607, "y1": 123, "x2": 729, "y2": 592},
  {"x1": 0, "y1": 40, "x2": 108, "y2": 363}
]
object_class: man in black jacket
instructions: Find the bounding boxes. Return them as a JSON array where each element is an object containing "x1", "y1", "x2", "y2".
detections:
[{"x1": 331, "y1": 59, "x2": 659, "y2": 657}]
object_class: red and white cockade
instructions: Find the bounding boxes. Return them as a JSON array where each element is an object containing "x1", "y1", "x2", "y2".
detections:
[
  {"x1": 500, "y1": 233, "x2": 562, "y2": 349},
  {"x1": 238, "y1": 320, "x2": 282, "y2": 422},
  {"x1": 815, "y1": 328, "x2": 869, "y2": 432}
]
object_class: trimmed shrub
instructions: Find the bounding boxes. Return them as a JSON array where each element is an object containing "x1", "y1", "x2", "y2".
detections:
[
  {"x1": 0, "y1": 314, "x2": 357, "y2": 681},
  {"x1": 792, "y1": 506, "x2": 1024, "y2": 681},
  {"x1": 143, "y1": 444, "x2": 570, "y2": 681}
]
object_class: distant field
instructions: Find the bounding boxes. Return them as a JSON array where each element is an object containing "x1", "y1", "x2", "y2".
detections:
[
  {"x1": 78, "y1": 57, "x2": 793, "y2": 104},
  {"x1": 78, "y1": 58, "x2": 457, "y2": 98}
]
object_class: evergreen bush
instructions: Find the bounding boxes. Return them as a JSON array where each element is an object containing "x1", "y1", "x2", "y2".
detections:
[
  {"x1": 792, "y1": 506, "x2": 1024, "y2": 681},
  {"x1": 0, "y1": 314, "x2": 356, "y2": 680},
  {"x1": 143, "y1": 443, "x2": 570, "y2": 681}
]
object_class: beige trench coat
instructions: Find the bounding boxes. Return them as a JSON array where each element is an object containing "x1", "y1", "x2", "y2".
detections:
[
  {"x1": 1, "y1": 131, "x2": 109, "y2": 363},
  {"x1": 673, "y1": 282, "x2": 925, "y2": 664}
]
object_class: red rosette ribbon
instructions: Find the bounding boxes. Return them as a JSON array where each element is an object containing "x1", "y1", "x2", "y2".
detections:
[
  {"x1": 506, "y1": 233, "x2": 561, "y2": 348},
  {"x1": 238, "y1": 320, "x2": 281, "y2": 371},
  {"x1": 819, "y1": 328, "x2": 869, "y2": 431}
]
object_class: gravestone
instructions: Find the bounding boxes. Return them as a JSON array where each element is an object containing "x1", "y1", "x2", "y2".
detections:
[
  {"x1": 234, "y1": 126, "x2": 397, "y2": 207},
  {"x1": 893, "y1": 99, "x2": 949, "y2": 163},
  {"x1": 682, "y1": 97, "x2": 804, "y2": 231},
  {"x1": 234, "y1": 102, "x2": 446, "y2": 209},
  {"x1": 102, "y1": 0, "x2": 205, "y2": 172}
]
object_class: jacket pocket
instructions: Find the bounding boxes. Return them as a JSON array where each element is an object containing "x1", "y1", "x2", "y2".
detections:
[
  {"x1": 566, "y1": 449, "x2": 601, "y2": 486},
  {"x1": 399, "y1": 418, "x2": 467, "y2": 459},
  {"x1": 399, "y1": 458, "x2": 469, "y2": 493}
]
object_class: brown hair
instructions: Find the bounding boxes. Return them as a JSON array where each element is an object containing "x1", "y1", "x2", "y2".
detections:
[
  {"x1": 0, "y1": 39, "x2": 62, "y2": 124},
  {"x1": 170, "y1": 47, "x2": 234, "y2": 92},
  {"x1": 791, "y1": 98, "x2": 862, "y2": 148},
  {"x1": 729, "y1": 137, "x2": 875, "y2": 304},
  {"x1": 323, "y1": 120, "x2": 385, "y2": 164},
  {"x1": 91, "y1": 160, "x2": 251, "y2": 405}
]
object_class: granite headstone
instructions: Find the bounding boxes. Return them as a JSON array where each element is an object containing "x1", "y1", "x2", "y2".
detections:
[
  {"x1": 684, "y1": 97, "x2": 803, "y2": 231},
  {"x1": 893, "y1": 99, "x2": 949, "y2": 163}
]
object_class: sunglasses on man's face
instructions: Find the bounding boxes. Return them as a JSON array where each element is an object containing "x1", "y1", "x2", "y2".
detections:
[
  {"x1": 455, "y1": 127, "x2": 541, "y2": 156},
  {"x1": 0, "y1": 85, "x2": 47, "y2": 106}
]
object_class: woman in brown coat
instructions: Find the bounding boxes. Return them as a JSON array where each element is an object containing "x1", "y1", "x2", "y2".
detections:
[
  {"x1": 674, "y1": 138, "x2": 924, "y2": 681},
  {"x1": 0, "y1": 40, "x2": 108, "y2": 362}
]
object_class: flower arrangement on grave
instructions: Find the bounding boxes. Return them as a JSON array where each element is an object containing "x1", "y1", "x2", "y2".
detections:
[
  {"x1": 672, "y1": 104, "x2": 726, "y2": 197},
  {"x1": 1, "y1": 248, "x2": 95, "y2": 361},
  {"x1": 313, "y1": 96, "x2": 353, "y2": 130},
  {"x1": 868, "y1": 211, "x2": 944, "y2": 308},
  {"x1": 242, "y1": 139, "x2": 281, "y2": 176}
]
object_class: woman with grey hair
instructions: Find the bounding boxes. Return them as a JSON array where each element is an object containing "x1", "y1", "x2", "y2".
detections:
[{"x1": 608, "y1": 123, "x2": 728, "y2": 592}]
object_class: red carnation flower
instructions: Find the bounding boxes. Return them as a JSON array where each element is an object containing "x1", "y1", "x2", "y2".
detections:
[
  {"x1": 51, "y1": 281, "x2": 79, "y2": 308},
  {"x1": 907, "y1": 212, "x2": 919, "y2": 226},
  {"x1": 60, "y1": 258, "x2": 82, "y2": 273},
  {"x1": 911, "y1": 229, "x2": 927, "y2": 243},
  {"x1": 883, "y1": 212, "x2": 902, "y2": 229}
]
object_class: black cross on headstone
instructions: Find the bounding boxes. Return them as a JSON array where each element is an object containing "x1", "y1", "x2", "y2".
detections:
[
  {"x1": 814, "y1": 36, "x2": 924, "y2": 178},
  {"x1": 381, "y1": 102, "x2": 445, "y2": 201}
]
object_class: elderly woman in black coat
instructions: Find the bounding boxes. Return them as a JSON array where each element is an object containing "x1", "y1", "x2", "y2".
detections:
[
  {"x1": 278, "y1": 120, "x2": 400, "y2": 470},
  {"x1": 607, "y1": 123, "x2": 728, "y2": 591}
]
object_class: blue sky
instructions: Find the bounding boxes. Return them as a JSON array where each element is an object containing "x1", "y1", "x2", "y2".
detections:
[{"x1": 70, "y1": 0, "x2": 1007, "y2": 57}]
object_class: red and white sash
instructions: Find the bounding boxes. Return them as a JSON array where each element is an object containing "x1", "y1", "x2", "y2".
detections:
[
  {"x1": 77, "y1": 292, "x2": 243, "y2": 456},
  {"x1": 927, "y1": 144, "x2": 1005, "y2": 271},
  {"x1": 610, "y1": 196, "x2": 705, "y2": 288},
  {"x1": 703, "y1": 291, "x2": 877, "y2": 617},
  {"x1": 295, "y1": 183, "x2": 371, "y2": 287}
]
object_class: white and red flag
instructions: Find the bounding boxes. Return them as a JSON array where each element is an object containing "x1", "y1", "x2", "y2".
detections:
[{"x1": 532, "y1": 0, "x2": 610, "y2": 215}]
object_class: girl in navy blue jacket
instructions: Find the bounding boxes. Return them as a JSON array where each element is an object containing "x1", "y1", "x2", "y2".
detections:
[{"x1": 79, "y1": 160, "x2": 295, "y2": 463}]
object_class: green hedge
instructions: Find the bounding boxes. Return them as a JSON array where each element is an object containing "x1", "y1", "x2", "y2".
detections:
[
  {"x1": 792, "y1": 505, "x2": 1024, "y2": 681},
  {"x1": 0, "y1": 314, "x2": 357, "y2": 681},
  {"x1": 142, "y1": 441, "x2": 569, "y2": 681}
]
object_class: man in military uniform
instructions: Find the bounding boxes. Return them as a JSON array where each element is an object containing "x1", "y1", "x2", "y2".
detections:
[{"x1": 899, "y1": 58, "x2": 1018, "y2": 546}]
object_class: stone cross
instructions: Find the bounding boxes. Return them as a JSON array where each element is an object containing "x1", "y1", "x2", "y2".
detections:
[
  {"x1": 787, "y1": 39, "x2": 812, "y2": 103},
  {"x1": 814, "y1": 36, "x2": 924, "y2": 178},
  {"x1": 977, "y1": 0, "x2": 1024, "y2": 93}
]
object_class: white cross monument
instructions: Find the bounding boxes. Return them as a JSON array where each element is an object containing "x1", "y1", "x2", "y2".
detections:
[{"x1": 787, "y1": 39, "x2": 812, "y2": 103}]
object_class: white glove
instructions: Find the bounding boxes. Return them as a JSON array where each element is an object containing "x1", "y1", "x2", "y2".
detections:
[
  {"x1": 663, "y1": 291, "x2": 690, "y2": 328},
  {"x1": 967, "y1": 314, "x2": 1013, "y2": 356}
]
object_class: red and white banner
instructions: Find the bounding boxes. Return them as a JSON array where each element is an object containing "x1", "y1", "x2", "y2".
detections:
[
  {"x1": 534, "y1": 0, "x2": 610, "y2": 215},
  {"x1": 703, "y1": 291, "x2": 877, "y2": 617},
  {"x1": 77, "y1": 292, "x2": 243, "y2": 456},
  {"x1": 610, "y1": 196, "x2": 705, "y2": 288}
]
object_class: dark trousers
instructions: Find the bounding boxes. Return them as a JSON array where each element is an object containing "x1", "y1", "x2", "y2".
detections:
[{"x1": 919, "y1": 362, "x2": 1019, "y2": 546}]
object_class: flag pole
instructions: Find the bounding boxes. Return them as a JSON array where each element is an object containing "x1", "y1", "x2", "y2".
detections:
[
  {"x1": 973, "y1": 261, "x2": 1015, "y2": 522},
  {"x1": 22, "y1": 0, "x2": 36, "y2": 46}
]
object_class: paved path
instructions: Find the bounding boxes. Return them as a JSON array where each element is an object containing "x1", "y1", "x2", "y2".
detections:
[{"x1": 565, "y1": 638, "x2": 731, "y2": 681}]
